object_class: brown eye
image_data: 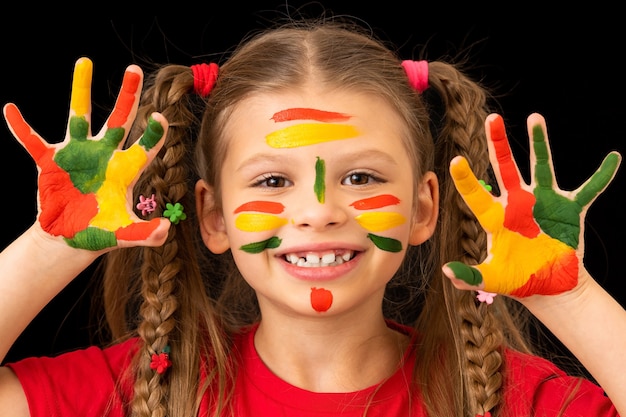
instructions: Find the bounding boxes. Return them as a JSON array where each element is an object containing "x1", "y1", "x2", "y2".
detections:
[
  {"x1": 346, "y1": 173, "x2": 370, "y2": 185},
  {"x1": 265, "y1": 176, "x2": 286, "y2": 187}
]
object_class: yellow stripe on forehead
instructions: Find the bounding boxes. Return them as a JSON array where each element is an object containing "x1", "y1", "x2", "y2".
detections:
[{"x1": 266, "y1": 123, "x2": 359, "y2": 148}]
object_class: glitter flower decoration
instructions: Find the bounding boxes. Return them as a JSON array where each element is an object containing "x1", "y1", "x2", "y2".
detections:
[
  {"x1": 478, "y1": 179, "x2": 492, "y2": 192},
  {"x1": 136, "y1": 194, "x2": 157, "y2": 216},
  {"x1": 163, "y1": 202, "x2": 187, "y2": 225}
]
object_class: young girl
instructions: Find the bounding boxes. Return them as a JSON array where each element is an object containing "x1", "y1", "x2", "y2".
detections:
[{"x1": 0, "y1": 17, "x2": 624, "y2": 417}]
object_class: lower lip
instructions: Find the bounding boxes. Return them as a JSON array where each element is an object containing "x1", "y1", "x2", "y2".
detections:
[{"x1": 278, "y1": 253, "x2": 361, "y2": 281}]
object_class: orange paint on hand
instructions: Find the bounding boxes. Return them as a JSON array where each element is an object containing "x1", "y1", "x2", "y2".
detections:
[
  {"x1": 234, "y1": 201, "x2": 285, "y2": 214},
  {"x1": 4, "y1": 104, "x2": 50, "y2": 162},
  {"x1": 107, "y1": 71, "x2": 140, "y2": 128},
  {"x1": 271, "y1": 108, "x2": 351, "y2": 123},
  {"x1": 310, "y1": 287, "x2": 333, "y2": 312},
  {"x1": 115, "y1": 218, "x2": 162, "y2": 241},
  {"x1": 350, "y1": 194, "x2": 400, "y2": 210},
  {"x1": 511, "y1": 249, "x2": 579, "y2": 297}
]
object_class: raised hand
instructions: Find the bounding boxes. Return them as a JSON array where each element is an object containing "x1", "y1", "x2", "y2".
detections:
[
  {"x1": 443, "y1": 113, "x2": 621, "y2": 297},
  {"x1": 3, "y1": 57, "x2": 170, "y2": 251}
]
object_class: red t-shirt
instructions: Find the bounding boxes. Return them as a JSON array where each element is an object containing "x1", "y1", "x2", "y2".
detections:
[{"x1": 7, "y1": 322, "x2": 618, "y2": 416}]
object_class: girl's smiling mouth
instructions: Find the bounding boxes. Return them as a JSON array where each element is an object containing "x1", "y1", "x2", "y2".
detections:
[{"x1": 284, "y1": 250, "x2": 356, "y2": 267}]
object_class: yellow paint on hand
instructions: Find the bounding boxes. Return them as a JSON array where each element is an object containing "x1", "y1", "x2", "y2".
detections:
[
  {"x1": 90, "y1": 146, "x2": 148, "y2": 230},
  {"x1": 266, "y1": 123, "x2": 359, "y2": 148},
  {"x1": 70, "y1": 58, "x2": 93, "y2": 117},
  {"x1": 355, "y1": 212, "x2": 406, "y2": 232},
  {"x1": 235, "y1": 213, "x2": 289, "y2": 232}
]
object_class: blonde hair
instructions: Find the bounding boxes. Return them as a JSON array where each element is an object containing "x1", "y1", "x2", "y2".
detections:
[{"x1": 101, "y1": 17, "x2": 536, "y2": 417}]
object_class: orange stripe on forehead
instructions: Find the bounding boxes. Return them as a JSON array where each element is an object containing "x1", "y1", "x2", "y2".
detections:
[{"x1": 271, "y1": 108, "x2": 351, "y2": 123}]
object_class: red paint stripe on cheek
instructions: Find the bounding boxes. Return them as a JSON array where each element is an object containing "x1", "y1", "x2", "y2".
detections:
[
  {"x1": 350, "y1": 194, "x2": 400, "y2": 210},
  {"x1": 234, "y1": 201, "x2": 285, "y2": 214},
  {"x1": 310, "y1": 287, "x2": 333, "y2": 312},
  {"x1": 271, "y1": 108, "x2": 351, "y2": 123}
]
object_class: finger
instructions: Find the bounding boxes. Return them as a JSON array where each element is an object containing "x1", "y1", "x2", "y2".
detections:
[
  {"x1": 450, "y1": 155, "x2": 504, "y2": 231},
  {"x1": 528, "y1": 113, "x2": 557, "y2": 191},
  {"x1": 486, "y1": 113, "x2": 525, "y2": 194},
  {"x1": 69, "y1": 57, "x2": 93, "y2": 123},
  {"x1": 106, "y1": 64, "x2": 143, "y2": 133},
  {"x1": 574, "y1": 151, "x2": 622, "y2": 208},
  {"x1": 3, "y1": 103, "x2": 53, "y2": 164}
]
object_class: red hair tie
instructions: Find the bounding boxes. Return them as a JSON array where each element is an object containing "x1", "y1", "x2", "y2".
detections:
[
  {"x1": 191, "y1": 63, "x2": 219, "y2": 97},
  {"x1": 401, "y1": 60, "x2": 429, "y2": 93}
]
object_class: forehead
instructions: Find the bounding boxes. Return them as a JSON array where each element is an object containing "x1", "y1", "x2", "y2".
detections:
[{"x1": 222, "y1": 89, "x2": 408, "y2": 146}]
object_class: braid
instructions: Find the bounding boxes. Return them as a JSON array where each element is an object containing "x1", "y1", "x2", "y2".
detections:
[{"x1": 425, "y1": 61, "x2": 505, "y2": 417}]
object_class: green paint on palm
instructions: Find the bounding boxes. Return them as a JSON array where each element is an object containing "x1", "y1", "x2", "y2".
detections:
[
  {"x1": 64, "y1": 227, "x2": 117, "y2": 250},
  {"x1": 55, "y1": 115, "x2": 125, "y2": 194},
  {"x1": 367, "y1": 233, "x2": 402, "y2": 253},
  {"x1": 532, "y1": 124, "x2": 621, "y2": 249},
  {"x1": 314, "y1": 157, "x2": 325, "y2": 203},
  {"x1": 240, "y1": 236, "x2": 282, "y2": 254}
]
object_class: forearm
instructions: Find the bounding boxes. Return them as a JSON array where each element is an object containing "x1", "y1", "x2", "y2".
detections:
[
  {"x1": 0, "y1": 224, "x2": 100, "y2": 361},
  {"x1": 521, "y1": 270, "x2": 626, "y2": 415}
]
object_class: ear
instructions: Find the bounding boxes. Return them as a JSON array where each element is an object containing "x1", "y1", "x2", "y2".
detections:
[
  {"x1": 409, "y1": 171, "x2": 439, "y2": 246},
  {"x1": 195, "y1": 179, "x2": 230, "y2": 254}
]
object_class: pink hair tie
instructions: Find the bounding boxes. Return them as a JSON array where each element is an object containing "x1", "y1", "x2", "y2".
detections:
[
  {"x1": 191, "y1": 62, "x2": 219, "y2": 97},
  {"x1": 401, "y1": 60, "x2": 429, "y2": 93}
]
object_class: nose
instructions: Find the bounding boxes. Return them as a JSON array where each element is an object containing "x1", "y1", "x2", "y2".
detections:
[{"x1": 290, "y1": 190, "x2": 349, "y2": 231}]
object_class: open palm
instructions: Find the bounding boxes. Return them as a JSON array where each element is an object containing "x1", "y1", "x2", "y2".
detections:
[{"x1": 3, "y1": 57, "x2": 170, "y2": 251}]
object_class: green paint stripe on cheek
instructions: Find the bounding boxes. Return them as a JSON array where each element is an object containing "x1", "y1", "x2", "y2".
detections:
[
  {"x1": 240, "y1": 236, "x2": 282, "y2": 253},
  {"x1": 314, "y1": 157, "x2": 325, "y2": 203},
  {"x1": 367, "y1": 233, "x2": 402, "y2": 252}
]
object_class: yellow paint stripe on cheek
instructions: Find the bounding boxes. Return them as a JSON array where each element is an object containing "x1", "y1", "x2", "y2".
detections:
[
  {"x1": 235, "y1": 213, "x2": 288, "y2": 232},
  {"x1": 355, "y1": 212, "x2": 406, "y2": 232},
  {"x1": 266, "y1": 123, "x2": 359, "y2": 148}
]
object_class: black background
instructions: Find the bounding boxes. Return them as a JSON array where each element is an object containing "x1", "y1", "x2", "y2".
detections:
[{"x1": 1, "y1": 3, "x2": 624, "y2": 363}]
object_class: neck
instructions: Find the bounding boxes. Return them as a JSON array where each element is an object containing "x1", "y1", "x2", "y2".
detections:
[{"x1": 254, "y1": 310, "x2": 409, "y2": 392}]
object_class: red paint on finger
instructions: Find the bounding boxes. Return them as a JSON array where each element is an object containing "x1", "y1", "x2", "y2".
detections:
[
  {"x1": 4, "y1": 104, "x2": 50, "y2": 162},
  {"x1": 488, "y1": 115, "x2": 522, "y2": 191},
  {"x1": 115, "y1": 218, "x2": 162, "y2": 241},
  {"x1": 107, "y1": 71, "x2": 140, "y2": 128},
  {"x1": 504, "y1": 192, "x2": 540, "y2": 237},
  {"x1": 310, "y1": 287, "x2": 333, "y2": 312}
]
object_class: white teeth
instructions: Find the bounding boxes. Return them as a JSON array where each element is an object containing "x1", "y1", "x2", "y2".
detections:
[{"x1": 285, "y1": 251, "x2": 354, "y2": 267}]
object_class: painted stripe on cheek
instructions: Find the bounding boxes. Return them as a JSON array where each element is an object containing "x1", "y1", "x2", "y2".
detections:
[
  {"x1": 350, "y1": 194, "x2": 401, "y2": 210},
  {"x1": 235, "y1": 213, "x2": 288, "y2": 232},
  {"x1": 355, "y1": 212, "x2": 406, "y2": 232},
  {"x1": 234, "y1": 201, "x2": 285, "y2": 214}
]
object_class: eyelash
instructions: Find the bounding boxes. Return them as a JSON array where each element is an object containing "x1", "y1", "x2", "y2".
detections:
[
  {"x1": 341, "y1": 170, "x2": 385, "y2": 186},
  {"x1": 251, "y1": 170, "x2": 386, "y2": 188}
]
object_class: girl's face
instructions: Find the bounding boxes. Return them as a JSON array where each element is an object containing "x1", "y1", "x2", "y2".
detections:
[{"x1": 197, "y1": 89, "x2": 437, "y2": 319}]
